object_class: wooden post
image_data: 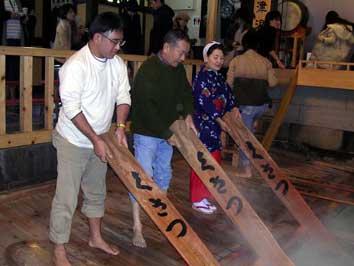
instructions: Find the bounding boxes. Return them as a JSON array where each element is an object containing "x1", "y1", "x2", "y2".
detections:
[
  {"x1": 44, "y1": 57, "x2": 54, "y2": 130},
  {"x1": 223, "y1": 111, "x2": 354, "y2": 263},
  {"x1": 0, "y1": 55, "x2": 5, "y2": 135},
  {"x1": 206, "y1": 0, "x2": 218, "y2": 43},
  {"x1": 170, "y1": 120, "x2": 294, "y2": 266},
  {"x1": 20, "y1": 56, "x2": 33, "y2": 132},
  {"x1": 184, "y1": 64, "x2": 193, "y2": 85},
  {"x1": 262, "y1": 67, "x2": 298, "y2": 150},
  {"x1": 101, "y1": 131, "x2": 219, "y2": 266}
]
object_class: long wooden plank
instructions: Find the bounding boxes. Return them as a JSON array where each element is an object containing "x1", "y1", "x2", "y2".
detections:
[
  {"x1": 262, "y1": 67, "x2": 298, "y2": 150},
  {"x1": 19, "y1": 56, "x2": 33, "y2": 132},
  {"x1": 0, "y1": 55, "x2": 5, "y2": 135},
  {"x1": 298, "y1": 190, "x2": 354, "y2": 206},
  {"x1": 169, "y1": 120, "x2": 294, "y2": 266},
  {"x1": 223, "y1": 111, "x2": 354, "y2": 264},
  {"x1": 101, "y1": 131, "x2": 219, "y2": 266}
]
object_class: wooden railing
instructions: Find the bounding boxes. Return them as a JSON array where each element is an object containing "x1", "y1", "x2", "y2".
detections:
[
  {"x1": 262, "y1": 60, "x2": 354, "y2": 150},
  {"x1": 0, "y1": 46, "x2": 203, "y2": 149}
]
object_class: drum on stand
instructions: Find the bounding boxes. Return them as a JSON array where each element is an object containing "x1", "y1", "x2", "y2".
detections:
[
  {"x1": 277, "y1": 0, "x2": 309, "y2": 67},
  {"x1": 278, "y1": 0, "x2": 309, "y2": 33}
]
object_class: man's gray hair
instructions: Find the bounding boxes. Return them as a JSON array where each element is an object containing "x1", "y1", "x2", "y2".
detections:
[{"x1": 163, "y1": 30, "x2": 190, "y2": 47}]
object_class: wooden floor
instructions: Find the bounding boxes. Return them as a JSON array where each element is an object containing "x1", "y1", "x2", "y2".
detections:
[{"x1": 0, "y1": 149, "x2": 354, "y2": 266}]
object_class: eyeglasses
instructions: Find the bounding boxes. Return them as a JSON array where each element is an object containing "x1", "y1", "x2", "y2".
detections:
[{"x1": 100, "y1": 34, "x2": 126, "y2": 47}]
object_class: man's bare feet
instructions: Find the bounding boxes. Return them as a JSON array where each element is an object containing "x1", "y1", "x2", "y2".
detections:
[
  {"x1": 53, "y1": 244, "x2": 71, "y2": 266},
  {"x1": 234, "y1": 165, "x2": 252, "y2": 178},
  {"x1": 132, "y1": 226, "x2": 147, "y2": 248},
  {"x1": 131, "y1": 202, "x2": 147, "y2": 248},
  {"x1": 87, "y1": 217, "x2": 119, "y2": 255},
  {"x1": 88, "y1": 238, "x2": 119, "y2": 255}
]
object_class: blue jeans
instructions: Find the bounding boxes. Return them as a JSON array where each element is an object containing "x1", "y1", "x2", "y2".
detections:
[
  {"x1": 239, "y1": 104, "x2": 269, "y2": 166},
  {"x1": 129, "y1": 134, "x2": 173, "y2": 202}
]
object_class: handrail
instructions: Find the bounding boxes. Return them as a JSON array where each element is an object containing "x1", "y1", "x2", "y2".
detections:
[
  {"x1": 297, "y1": 60, "x2": 354, "y2": 90},
  {"x1": 262, "y1": 60, "x2": 354, "y2": 150},
  {"x1": 0, "y1": 46, "x2": 203, "y2": 149}
]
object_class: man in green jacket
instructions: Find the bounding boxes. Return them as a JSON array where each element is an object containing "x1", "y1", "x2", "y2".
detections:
[{"x1": 130, "y1": 29, "x2": 196, "y2": 247}]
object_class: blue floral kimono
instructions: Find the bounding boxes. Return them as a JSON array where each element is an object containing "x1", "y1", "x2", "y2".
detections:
[{"x1": 192, "y1": 65, "x2": 237, "y2": 152}]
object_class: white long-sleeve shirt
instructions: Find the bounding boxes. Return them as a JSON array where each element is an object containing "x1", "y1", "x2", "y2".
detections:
[{"x1": 56, "y1": 44, "x2": 131, "y2": 148}]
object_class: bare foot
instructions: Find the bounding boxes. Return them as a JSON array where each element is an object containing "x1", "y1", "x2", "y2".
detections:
[
  {"x1": 234, "y1": 167, "x2": 252, "y2": 178},
  {"x1": 132, "y1": 227, "x2": 147, "y2": 248},
  {"x1": 131, "y1": 202, "x2": 147, "y2": 248},
  {"x1": 88, "y1": 238, "x2": 119, "y2": 255},
  {"x1": 53, "y1": 245, "x2": 71, "y2": 266}
]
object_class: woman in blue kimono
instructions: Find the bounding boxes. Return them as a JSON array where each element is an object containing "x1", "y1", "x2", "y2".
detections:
[{"x1": 191, "y1": 41, "x2": 240, "y2": 214}]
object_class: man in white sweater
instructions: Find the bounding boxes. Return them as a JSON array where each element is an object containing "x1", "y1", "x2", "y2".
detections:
[{"x1": 49, "y1": 12, "x2": 131, "y2": 266}]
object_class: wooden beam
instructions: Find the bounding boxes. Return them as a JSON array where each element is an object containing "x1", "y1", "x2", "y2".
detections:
[
  {"x1": 298, "y1": 66, "x2": 354, "y2": 90},
  {"x1": 0, "y1": 47, "x2": 203, "y2": 66},
  {"x1": 223, "y1": 112, "x2": 353, "y2": 263},
  {"x1": 262, "y1": 67, "x2": 298, "y2": 150},
  {"x1": 0, "y1": 55, "x2": 5, "y2": 135},
  {"x1": 0, "y1": 130, "x2": 52, "y2": 148},
  {"x1": 170, "y1": 120, "x2": 294, "y2": 266},
  {"x1": 206, "y1": 0, "x2": 218, "y2": 43},
  {"x1": 20, "y1": 56, "x2": 33, "y2": 132},
  {"x1": 101, "y1": 131, "x2": 219, "y2": 266},
  {"x1": 0, "y1": 46, "x2": 74, "y2": 58},
  {"x1": 44, "y1": 57, "x2": 54, "y2": 130},
  {"x1": 289, "y1": 175, "x2": 354, "y2": 194},
  {"x1": 312, "y1": 160, "x2": 354, "y2": 174}
]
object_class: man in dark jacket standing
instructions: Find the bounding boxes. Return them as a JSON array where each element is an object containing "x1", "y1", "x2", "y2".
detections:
[{"x1": 148, "y1": 0, "x2": 174, "y2": 55}]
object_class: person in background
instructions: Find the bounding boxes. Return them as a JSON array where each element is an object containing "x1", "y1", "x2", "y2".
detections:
[
  {"x1": 0, "y1": 1, "x2": 12, "y2": 45},
  {"x1": 52, "y1": 3, "x2": 76, "y2": 51},
  {"x1": 309, "y1": 11, "x2": 354, "y2": 69},
  {"x1": 223, "y1": 7, "x2": 253, "y2": 68},
  {"x1": 173, "y1": 11, "x2": 190, "y2": 34},
  {"x1": 191, "y1": 41, "x2": 240, "y2": 214},
  {"x1": 173, "y1": 11, "x2": 196, "y2": 48},
  {"x1": 256, "y1": 10, "x2": 285, "y2": 69},
  {"x1": 148, "y1": 0, "x2": 174, "y2": 55},
  {"x1": 227, "y1": 30, "x2": 278, "y2": 177},
  {"x1": 49, "y1": 12, "x2": 130, "y2": 266},
  {"x1": 24, "y1": 8, "x2": 36, "y2": 46},
  {"x1": 121, "y1": 0, "x2": 143, "y2": 55},
  {"x1": 130, "y1": 30, "x2": 196, "y2": 247},
  {"x1": 2, "y1": 0, "x2": 27, "y2": 46}
]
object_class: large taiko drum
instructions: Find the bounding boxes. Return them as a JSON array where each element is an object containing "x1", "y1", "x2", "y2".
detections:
[{"x1": 278, "y1": 0, "x2": 309, "y2": 32}]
